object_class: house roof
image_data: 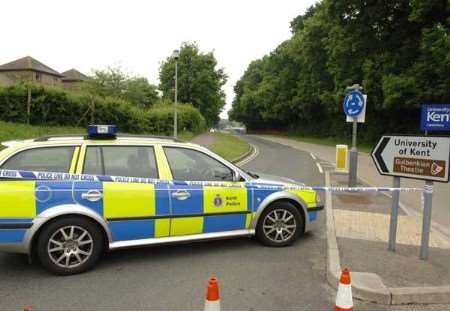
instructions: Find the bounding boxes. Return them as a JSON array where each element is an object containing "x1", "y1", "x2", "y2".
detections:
[
  {"x1": 61, "y1": 69, "x2": 89, "y2": 82},
  {"x1": 0, "y1": 56, "x2": 63, "y2": 77}
]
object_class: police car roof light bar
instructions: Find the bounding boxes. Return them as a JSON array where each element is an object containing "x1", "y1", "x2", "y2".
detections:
[{"x1": 87, "y1": 124, "x2": 117, "y2": 139}]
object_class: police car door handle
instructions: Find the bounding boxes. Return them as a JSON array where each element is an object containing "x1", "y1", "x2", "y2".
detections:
[
  {"x1": 171, "y1": 190, "x2": 191, "y2": 200},
  {"x1": 81, "y1": 190, "x2": 103, "y2": 202}
]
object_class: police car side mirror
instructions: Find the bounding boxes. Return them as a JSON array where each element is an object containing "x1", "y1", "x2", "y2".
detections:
[
  {"x1": 212, "y1": 167, "x2": 234, "y2": 181},
  {"x1": 232, "y1": 171, "x2": 242, "y2": 182}
]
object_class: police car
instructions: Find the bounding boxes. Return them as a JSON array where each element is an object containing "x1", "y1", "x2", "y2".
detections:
[{"x1": 0, "y1": 125, "x2": 323, "y2": 275}]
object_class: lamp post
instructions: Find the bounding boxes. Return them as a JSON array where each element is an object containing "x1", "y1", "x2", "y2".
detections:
[{"x1": 172, "y1": 49, "x2": 180, "y2": 139}]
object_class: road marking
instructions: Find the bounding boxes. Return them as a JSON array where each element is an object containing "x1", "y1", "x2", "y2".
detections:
[
  {"x1": 235, "y1": 144, "x2": 259, "y2": 167},
  {"x1": 316, "y1": 162, "x2": 323, "y2": 174},
  {"x1": 310, "y1": 153, "x2": 317, "y2": 160}
]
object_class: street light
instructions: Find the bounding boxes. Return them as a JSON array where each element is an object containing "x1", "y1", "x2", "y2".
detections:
[{"x1": 172, "y1": 49, "x2": 180, "y2": 139}]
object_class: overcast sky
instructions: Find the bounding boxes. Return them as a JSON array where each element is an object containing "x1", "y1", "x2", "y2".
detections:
[{"x1": 1, "y1": 0, "x2": 316, "y2": 119}]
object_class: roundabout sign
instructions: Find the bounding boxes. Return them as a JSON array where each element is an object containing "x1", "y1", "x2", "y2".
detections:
[{"x1": 343, "y1": 90, "x2": 365, "y2": 117}]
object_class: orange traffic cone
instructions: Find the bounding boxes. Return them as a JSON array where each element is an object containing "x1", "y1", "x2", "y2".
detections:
[
  {"x1": 335, "y1": 268, "x2": 353, "y2": 311},
  {"x1": 204, "y1": 277, "x2": 221, "y2": 311}
]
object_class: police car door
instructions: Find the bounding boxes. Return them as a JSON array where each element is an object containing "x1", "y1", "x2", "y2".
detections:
[
  {"x1": 163, "y1": 147, "x2": 251, "y2": 236},
  {"x1": 78, "y1": 145, "x2": 170, "y2": 241}
]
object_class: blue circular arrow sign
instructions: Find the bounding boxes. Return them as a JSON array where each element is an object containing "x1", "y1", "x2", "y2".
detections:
[{"x1": 343, "y1": 90, "x2": 364, "y2": 117}]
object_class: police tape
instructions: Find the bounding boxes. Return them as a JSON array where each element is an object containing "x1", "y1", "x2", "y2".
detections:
[{"x1": 0, "y1": 169, "x2": 424, "y2": 192}]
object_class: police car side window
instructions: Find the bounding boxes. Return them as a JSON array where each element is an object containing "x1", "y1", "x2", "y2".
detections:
[
  {"x1": 1, "y1": 146, "x2": 75, "y2": 173},
  {"x1": 83, "y1": 146, "x2": 158, "y2": 178},
  {"x1": 164, "y1": 147, "x2": 233, "y2": 181}
]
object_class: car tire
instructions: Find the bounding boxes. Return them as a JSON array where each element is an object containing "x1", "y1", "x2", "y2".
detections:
[
  {"x1": 256, "y1": 201, "x2": 304, "y2": 247},
  {"x1": 37, "y1": 216, "x2": 104, "y2": 275}
]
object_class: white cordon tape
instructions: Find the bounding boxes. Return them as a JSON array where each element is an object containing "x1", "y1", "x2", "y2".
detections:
[
  {"x1": 0, "y1": 169, "x2": 424, "y2": 192},
  {"x1": 424, "y1": 184, "x2": 434, "y2": 194}
]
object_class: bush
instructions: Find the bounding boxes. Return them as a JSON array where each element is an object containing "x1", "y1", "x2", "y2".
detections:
[{"x1": 0, "y1": 83, "x2": 205, "y2": 135}]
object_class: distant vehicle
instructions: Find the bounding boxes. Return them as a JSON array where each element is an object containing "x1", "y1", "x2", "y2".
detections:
[
  {"x1": 0, "y1": 125, "x2": 322, "y2": 275},
  {"x1": 209, "y1": 128, "x2": 216, "y2": 133},
  {"x1": 223, "y1": 126, "x2": 246, "y2": 134}
]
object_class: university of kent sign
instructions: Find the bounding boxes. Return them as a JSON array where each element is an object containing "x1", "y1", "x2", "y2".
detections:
[
  {"x1": 372, "y1": 135, "x2": 450, "y2": 182},
  {"x1": 420, "y1": 104, "x2": 450, "y2": 131}
]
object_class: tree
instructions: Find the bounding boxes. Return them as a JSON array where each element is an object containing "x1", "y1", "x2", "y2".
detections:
[
  {"x1": 125, "y1": 78, "x2": 159, "y2": 109},
  {"x1": 159, "y1": 42, "x2": 227, "y2": 125},
  {"x1": 84, "y1": 67, "x2": 159, "y2": 108},
  {"x1": 230, "y1": 0, "x2": 449, "y2": 142}
]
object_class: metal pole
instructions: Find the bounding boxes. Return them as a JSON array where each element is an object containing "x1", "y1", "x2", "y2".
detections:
[
  {"x1": 388, "y1": 177, "x2": 401, "y2": 251},
  {"x1": 174, "y1": 60, "x2": 178, "y2": 139},
  {"x1": 27, "y1": 86, "x2": 31, "y2": 124},
  {"x1": 420, "y1": 181, "x2": 433, "y2": 260},
  {"x1": 348, "y1": 118, "x2": 358, "y2": 187}
]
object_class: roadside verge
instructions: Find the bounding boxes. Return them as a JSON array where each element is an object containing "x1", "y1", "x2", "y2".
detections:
[{"x1": 191, "y1": 132, "x2": 256, "y2": 164}]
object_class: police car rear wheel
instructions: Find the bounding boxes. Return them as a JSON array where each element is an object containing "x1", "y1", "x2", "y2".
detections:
[
  {"x1": 256, "y1": 202, "x2": 303, "y2": 247},
  {"x1": 37, "y1": 217, "x2": 104, "y2": 275}
]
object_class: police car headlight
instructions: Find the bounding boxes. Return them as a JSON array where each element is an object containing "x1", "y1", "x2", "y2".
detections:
[{"x1": 316, "y1": 194, "x2": 321, "y2": 204}]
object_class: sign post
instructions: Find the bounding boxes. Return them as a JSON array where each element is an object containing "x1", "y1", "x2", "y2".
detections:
[
  {"x1": 388, "y1": 176, "x2": 400, "y2": 251},
  {"x1": 420, "y1": 181, "x2": 434, "y2": 259},
  {"x1": 372, "y1": 135, "x2": 450, "y2": 259},
  {"x1": 419, "y1": 103, "x2": 450, "y2": 258},
  {"x1": 343, "y1": 84, "x2": 366, "y2": 187}
]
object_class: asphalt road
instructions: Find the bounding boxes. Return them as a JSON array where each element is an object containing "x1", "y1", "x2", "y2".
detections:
[{"x1": 0, "y1": 135, "x2": 430, "y2": 311}]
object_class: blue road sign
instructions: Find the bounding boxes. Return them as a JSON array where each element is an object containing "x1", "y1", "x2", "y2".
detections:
[
  {"x1": 343, "y1": 90, "x2": 365, "y2": 117},
  {"x1": 421, "y1": 104, "x2": 450, "y2": 131}
]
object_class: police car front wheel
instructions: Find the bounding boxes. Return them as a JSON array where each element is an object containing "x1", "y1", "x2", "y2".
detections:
[
  {"x1": 37, "y1": 217, "x2": 104, "y2": 275},
  {"x1": 256, "y1": 201, "x2": 304, "y2": 247}
]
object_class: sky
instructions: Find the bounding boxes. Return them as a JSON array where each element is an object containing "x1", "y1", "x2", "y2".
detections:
[{"x1": 0, "y1": 0, "x2": 317, "y2": 119}]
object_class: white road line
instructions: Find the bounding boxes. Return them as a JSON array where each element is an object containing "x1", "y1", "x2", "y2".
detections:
[
  {"x1": 310, "y1": 153, "x2": 317, "y2": 160},
  {"x1": 235, "y1": 144, "x2": 259, "y2": 167},
  {"x1": 316, "y1": 162, "x2": 324, "y2": 174}
]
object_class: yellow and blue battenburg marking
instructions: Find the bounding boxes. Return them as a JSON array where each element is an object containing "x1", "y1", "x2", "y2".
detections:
[{"x1": 0, "y1": 169, "x2": 325, "y2": 244}]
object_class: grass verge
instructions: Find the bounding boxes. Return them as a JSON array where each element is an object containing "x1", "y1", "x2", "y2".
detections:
[
  {"x1": 208, "y1": 132, "x2": 252, "y2": 162},
  {"x1": 0, "y1": 121, "x2": 84, "y2": 141},
  {"x1": 0, "y1": 121, "x2": 196, "y2": 143},
  {"x1": 177, "y1": 131, "x2": 196, "y2": 142}
]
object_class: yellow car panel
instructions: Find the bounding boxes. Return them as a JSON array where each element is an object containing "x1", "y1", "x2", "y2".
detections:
[
  {"x1": 104, "y1": 182, "x2": 156, "y2": 218},
  {"x1": 203, "y1": 185, "x2": 248, "y2": 213},
  {"x1": 170, "y1": 217, "x2": 203, "y2": 235},
  {"x1": 0, "y1": 181, "x2": 36, "y2": 217}
]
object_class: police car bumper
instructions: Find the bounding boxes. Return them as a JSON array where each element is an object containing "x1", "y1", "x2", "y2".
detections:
[
  {"x1": 0, "y1": 222, "x2": 32, "y2": 254},
  {"x1": 305, "y1": 205, "x2": 324, "y2": 232}
]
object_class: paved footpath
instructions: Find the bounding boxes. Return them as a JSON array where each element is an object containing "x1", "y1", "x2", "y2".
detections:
[
  {"x1": 332, "y1": 173, "x2": 450, "y2": 288},
  {"x1": 190, "y1": 132, "x2": 215, "y2": 147}
]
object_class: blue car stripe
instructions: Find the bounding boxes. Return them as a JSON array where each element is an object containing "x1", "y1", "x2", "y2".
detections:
[
  {"x1": 109, "y1": 219, "x2": 155, "y2": 241},
  {"x1": 0, "y1": 229, "x2": 26, "y2": 243},
  {"x1": 203, "y1": 214, "x2": 247, "y2": 233}
]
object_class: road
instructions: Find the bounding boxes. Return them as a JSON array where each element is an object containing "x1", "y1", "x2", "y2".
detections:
[{"x1": 0, "y1": 135, "x2": 438, "y2": 310}]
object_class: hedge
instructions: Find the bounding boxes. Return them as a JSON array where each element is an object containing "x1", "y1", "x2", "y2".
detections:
[{"x1": 0, "y1": 84, "x2": 206, "y2": 135}]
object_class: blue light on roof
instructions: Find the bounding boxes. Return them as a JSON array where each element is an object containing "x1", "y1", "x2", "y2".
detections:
[{"x1": 87, "y1": 125, "x2": 117, "y2": 138}]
